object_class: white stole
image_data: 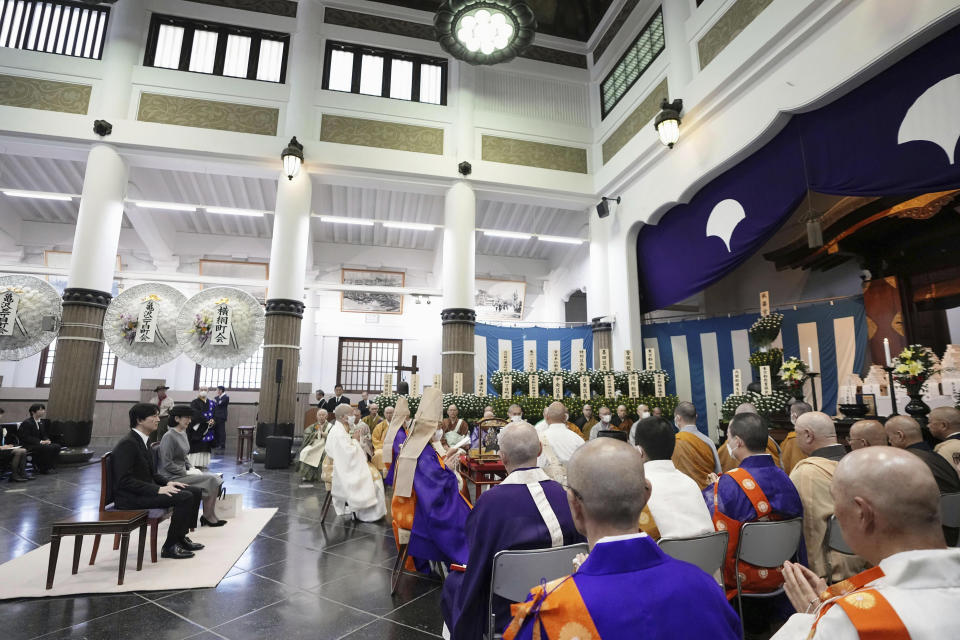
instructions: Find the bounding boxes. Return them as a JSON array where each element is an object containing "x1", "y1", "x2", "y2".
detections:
[
  {"x1": 325, "y1": 421, "x2": 378, "y2": 511},
  {"x1": 500, "y1": 468, "x2": 564, "y2": 547}
]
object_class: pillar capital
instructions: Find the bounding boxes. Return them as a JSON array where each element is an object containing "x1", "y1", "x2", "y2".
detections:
[
  {"x1": 265, "y1": 298, "x2": 306, "y2": 318},
  {"x1": 591, "y1": 317, "x2": 612, "y2": 333},
  {"x1": 61, "y1": 287, "x2": 113, "y2": 309},
  {"x1": 441, "y1": 307, "x2": 476, "y2": 325}
]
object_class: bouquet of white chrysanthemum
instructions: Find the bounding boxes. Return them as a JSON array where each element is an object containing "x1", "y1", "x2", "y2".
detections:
[{"x1": 749, "y1": 313, "x2": 784, "y2": 346}]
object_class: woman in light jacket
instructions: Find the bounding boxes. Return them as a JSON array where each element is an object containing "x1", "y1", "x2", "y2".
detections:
[{"x1": 158, "y1": 405, "x2": 227, "y2": 527}]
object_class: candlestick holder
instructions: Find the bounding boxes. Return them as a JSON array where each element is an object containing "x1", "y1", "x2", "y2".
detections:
[
  {"x1": 883, "y1": 366, "x2": 899, "y2": 416},
  {"x1": 807, "y1": 372, "x2": 820, "y2": 411}
]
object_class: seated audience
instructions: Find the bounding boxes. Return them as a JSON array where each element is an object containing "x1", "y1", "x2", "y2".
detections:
[
  {"x1": 847, "y1": 419, "x2": 886, "y2": 450},
  {"x1": 114, "y1": 403, "x2": 203, "y2": 559},
  {"x1": 507, "y1": 404, "x2": 524, "y2": 423},
  {"x1": 705, "y1": 412, "x2": 803, "y2": 596},
  {"x1": 537, "y1": 402, "x2": 585, "y2": 482},
  {"x1": 574, "y1": 404, "x2": 597, "y2": 435},
  {"x1": 371, "y1": 405, "x2": 392, "y2": 471},
  {"x1": 18, "y1": 403, "x2": 60, "y2": 474},
  {"x1": 442, "y1": 403, "x2": 469, "y2": 447},
  {"x1": 588, "y1": 405, "x2": 613, "y2": 440},
  {"x1": 611, "y1": 404, "x2": 633, "y2": 435},
  {"x1": 718, "y1": 403, "x2": 782, "y2": 471},
  {"x1": 392, "y1": 388, "x2": 471, "y2": 573},
  {"x1": 790, "y1": 412, "x2": 865, "y2": 582},
  {"x1": 382, "y1": 398, "x2": 411, "y2": 486},
  {"x1": 672, "y1": 401, "x2": 721, "y2": 489},
  {"x1": 324, "y1": 404, "x2": 386, "y2": 522},
  {"x1": 927, "y1": 406, "x2": 960, "y2": 469},
  {"x1": 885, "y1": 415, "x2": 960, "y2": 545},
  {"x1": 781, "y1": 402, "x2": 813, "y2": 474},
  {"x1": 774, "y1": 447, "x2": 960, "y2": 639},
  {"x1": 442, "y1": 421, "x2": 584, "y2": 640},
  {"x1": 504, "y1": 438, "x2": 740, "y2": 640},
  {"x1": 632, "y1": 416, "x2": 713, "y2": 540},
  {"x1": 1, "y1": 410, "x2": 31, "y2": 482},
  {"x1": 297, "y1": 408, "x2": 329, "y2": 482},
  {"x1": 158, "y1": 405, "x2": 226, "y2": 527}
]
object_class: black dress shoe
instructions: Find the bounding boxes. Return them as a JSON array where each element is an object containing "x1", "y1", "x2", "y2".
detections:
[
  {"x1": 9, "y1": 475, "x2": 27, "y2": 482},
  {"x1": 200, "y1": 516, "x2": 227, "y2": 527},
  {"x1": 180, "y1": 536, "x2": 205, "y2": 551},
  {"x1": 160, "y1": 544, "x2": 195, "y2": 559}
]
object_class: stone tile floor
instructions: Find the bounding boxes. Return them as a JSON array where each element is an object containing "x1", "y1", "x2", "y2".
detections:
[{"x1": 0, "y1": 449, "x2": 441, "y2": 640}]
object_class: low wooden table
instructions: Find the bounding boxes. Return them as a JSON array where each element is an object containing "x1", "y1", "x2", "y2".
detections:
[
  {"x1": 458, "y1": 454, "x2": 507, "y2": 503},
  {"x1": 237, "y1": 426, "x2": 255, "y2": 463},
  {"x1": 47, "y1": 510, "x2": 148, "y2": 590}
]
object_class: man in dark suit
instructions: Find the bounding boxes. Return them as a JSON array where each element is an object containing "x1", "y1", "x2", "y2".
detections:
[
  {"x1": 114, "y1": 403, "x2": 204, "y2": 559},
  {"x1": 885, "y1": 415, "x2": 960, "y2": 545},
  {"x1": 213, "y1": 385, "x2": 230, "y2": 451},
  {"x1": 18, "y1": 403, "x2": 60, "y2": 473},
  {"x1": 357, "y1": 391, "x2": 370, "y2": 418},
  {"x1": 323, "y1": 384, "x2": 350, "y2": 414}
]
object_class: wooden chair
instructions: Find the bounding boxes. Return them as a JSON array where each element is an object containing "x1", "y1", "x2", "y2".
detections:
[{"x1": 90, "y1": 451, "x2": 173, "y2": 565}]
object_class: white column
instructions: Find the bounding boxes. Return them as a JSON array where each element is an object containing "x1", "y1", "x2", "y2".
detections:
[
  {"x1": 442, "y1": 181, "x2": 476, "y2": 308},
  {"x1": 283, "y1": 0, "x2": 323, "y2": 138},
  {"x1": 268, "y1": 171, "x2": 313, "y2": 300},
  {"x1": 587, "y1": 210, "x2": 611, "y2": 322},
  {"x1": 68, "y1": 145, "x2": 128, "y2": 291},
  {"x1": 609, "y1": 222, "x2": 643, "y2": 361},
  {"x1": 661, "y1": 0, "x2": 693, "y2": 95},
  {"x1": 93, "y1": 0, "x2": 147, "y2": 120}
]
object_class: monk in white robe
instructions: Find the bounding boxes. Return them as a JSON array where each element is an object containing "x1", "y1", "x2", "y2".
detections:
[
  {"x1": 537, "y1": 402, "x2": 585, "y2": 483},
  {"x1": 324, "y1": 404, "x2": 386, "y2": 522},
  {"x1": 774, "y1": 447, "x2": 960, "y2": 639}
]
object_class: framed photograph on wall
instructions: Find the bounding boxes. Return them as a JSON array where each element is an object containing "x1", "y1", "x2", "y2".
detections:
[
  {"x1": 199, "y1": 259, "x2": 269, "y2": 301},
  {"x1": 858, "y1": 393, "x2": 878, "y2": 417},
  {"x1": 475, "y1": 278, "x2": 525, "y2": 321},
  {"x1": 341, "y1": 268, "x2": 405, "y2": 314}
]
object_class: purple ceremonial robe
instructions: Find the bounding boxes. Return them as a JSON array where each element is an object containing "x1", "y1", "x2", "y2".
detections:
[
  {"x1": 384, "y1": 426, "x2": 407, "y2": 486},
  {"x1": 510, "y1": 536, "x2": 741, "y2": 639},
  {"x1": 440, "y1": 469, "x2": 584, "y2": 640},
  {"x1": 407, "y1": 444, "x2": 471, "y2": 568},
  {"x1": 702, "y1": 454, "x2": 806, "y2": 563}
]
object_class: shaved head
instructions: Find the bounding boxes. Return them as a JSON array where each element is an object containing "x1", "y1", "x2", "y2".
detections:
[
  {"x1": 885, "y1": 415, "x2": 924, "y2": 448},
  {"x1": 545, "y1": 401, "x2": 567, "y2": 424},
  {"x1": 567, "y1": 438, "x2": 650, "y2": 540},
  {"x1": 849, "y1": 419, "x2": 887, "y2": 450},
  {"x1": 735, "y1": 402, "x2": 757, "y2": 415},
  {"x1": 795, "y1": 411, "x2": 837, "y2": 454},
  {"x1": 334, "y1": 404, "x2": 353, "y2": 421},
  {"x1": 832, "y1": 447, "x2": 944, "y2": 565},
  {"x1": 498, "y1": 421, "x2": 541, "y2": 472},
  {"x1": 928, "y1": 406, "x2": 960, "y2": 441}
]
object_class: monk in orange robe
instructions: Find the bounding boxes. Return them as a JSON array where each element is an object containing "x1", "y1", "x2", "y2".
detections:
[{"x1": 671, "y1": 401, "x2": 721, "y2": 489}]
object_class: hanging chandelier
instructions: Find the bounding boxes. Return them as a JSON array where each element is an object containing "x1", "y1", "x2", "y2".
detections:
[{"x1": 435, "y1": 0, "x2": 537, "y2": 65}]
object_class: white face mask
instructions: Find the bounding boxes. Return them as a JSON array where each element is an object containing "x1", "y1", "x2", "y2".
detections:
[
  {"x1": 347, "y1": 415, "x2": 355, "y2": 425},
  {"x1": 641, "y1": 412, "x2": 650, "y2": 419},
  {"x1": 726, "y1": 438, "x2": 737, "y2": 458},
  {"x1": 511, "y1": 415, "x2": 522, "y2": 422},
  {"x1": 600, "y1": 414, "x2": 611, "y2": 423}
]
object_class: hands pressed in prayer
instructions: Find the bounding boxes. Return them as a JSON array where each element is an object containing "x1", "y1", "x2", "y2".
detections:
[
  {"x1": 782, "y1": 560, "x2": 827, "y2": 614},
  {"x1": 444, "y1": 447, "x2": 461, "y2": 468},
  {"x1": 706, "y1": 472, "x2": 719, "y2": 485}
]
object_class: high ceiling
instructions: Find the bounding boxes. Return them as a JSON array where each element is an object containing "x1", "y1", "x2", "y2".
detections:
[{"x1": 369, "y1": 0, "x2": 616, "y2": 41}]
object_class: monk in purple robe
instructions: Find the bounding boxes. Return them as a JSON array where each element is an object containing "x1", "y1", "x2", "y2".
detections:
[
  {"x1": 381, "y1": 397, "x2": 410, "y2": 487},
  {"x1": 703, "y1": 412, "x2": 804, "y2": 597},
  {"x1": 442, "y1": 421, "x2": 584, "y2": 640},
  {"x1": 505, "y1": 438, "x2": 740, "y2": 640},
  {"x1": 392, "y1": 388, "x2": 471, "y2": 572}
]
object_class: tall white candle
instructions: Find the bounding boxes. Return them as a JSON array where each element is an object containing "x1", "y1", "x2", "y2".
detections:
[
  {"x1": 807, "y1": 347, "x2": 813, "y2": 369},
  {"x1": 883, "y1": 338, "x2": 892, "y2": 366}
]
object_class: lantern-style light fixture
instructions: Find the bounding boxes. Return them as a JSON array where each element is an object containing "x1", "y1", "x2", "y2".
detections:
[
  {"x1": 653, "y1": 98, "x2": 683, "y2": 148},
  {"x1": 436, "y1": 1, "x2": 536, "y2": 65},
  {"x1": 281, "y1": 136, "x2": 304, "y2": 180}
]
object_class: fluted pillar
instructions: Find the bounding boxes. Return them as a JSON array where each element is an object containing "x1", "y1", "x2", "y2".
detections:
[
  {"x1": 47, "y1": 145, "x2": 128, "y2": 458},
  {"x1": 592, "y1": 318, "x2": 613, "y2": 368},
  {"x1": 441, "y1": 181, "x2": 476, "y2": 392},
  {"x1": 257, "y1": 170, "x2": 311, "y2": 446}
]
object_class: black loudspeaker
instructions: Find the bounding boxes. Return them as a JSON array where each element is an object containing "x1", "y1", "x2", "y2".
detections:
[
  {"x1": 264, "y1": 435, "x2": 292, "y2": 469},
  {"x1": 275, "y1": 359, "x2": 283, "y2": 383}
]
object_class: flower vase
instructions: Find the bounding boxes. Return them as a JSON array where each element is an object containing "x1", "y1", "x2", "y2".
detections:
[
  {"x1": 790, "y1": 383, "x2": 805, "y2": 402},
  {"x1": 903, "y1": 383, "x2": 930, "y2": 425}
]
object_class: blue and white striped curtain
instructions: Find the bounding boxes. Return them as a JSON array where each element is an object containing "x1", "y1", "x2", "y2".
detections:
[
  {"x1": 474, "y1": 323, "x2": 594, "y2": 394},
  {"x1": 641, "y1": 298, "x2": 868, "y2": 436}
]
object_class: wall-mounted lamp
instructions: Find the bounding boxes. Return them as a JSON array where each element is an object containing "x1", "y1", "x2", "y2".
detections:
[
  {"x1": 281, "y1": 136, "x2": 304, "y2": 180},
  {"x1": 653, "y1": 98, "x2": 683, "y2": 148}
]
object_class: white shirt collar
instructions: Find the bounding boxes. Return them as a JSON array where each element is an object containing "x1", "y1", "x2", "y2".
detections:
[
  {"x1": 643, "y1": 459, "x2": 678, "y2": 472},
  {"x1": 680, "y1": 425, "x2": 700, "y2": 434},
  {"x1": 595, "y1": 532, "x2": 648, "y2": 545},
  {"x1": 546, "y1": 422, "x2": 568, "y2": 430},
  {"x1": 133, "y1": 428, "x2": 150, "y2": 448}
]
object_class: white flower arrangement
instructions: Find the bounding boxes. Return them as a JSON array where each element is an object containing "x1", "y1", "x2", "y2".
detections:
[{"x1": 779, "y1": 357, "x2": 809, "y2": 386}]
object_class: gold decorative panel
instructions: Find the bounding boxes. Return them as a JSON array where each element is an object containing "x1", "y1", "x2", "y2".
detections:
[
  {"x1": 481, "y1": 135, "x2": 588, "y2": 174},
  {"x1": 136, "y1": 93, "x2": 279, "y2": 136},
  {"x1": 601, "y1": 78, "x2": 669, "y2": 164},
  {"x1": 319, "y1": 114, "x2": 444, "y2": 155},
  {"x1": 0, "y1": 74, "x2": 90, "y2": 114},
  {"x1": 698, "y1": 0, "x2": 774, "y2": 69}
]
